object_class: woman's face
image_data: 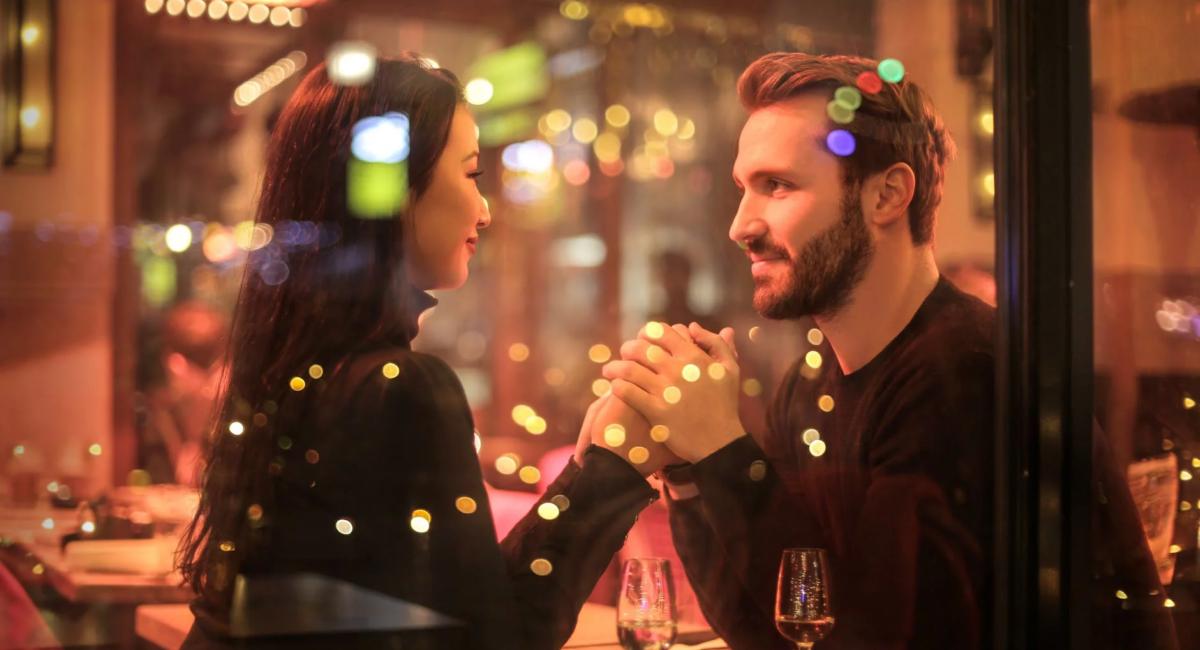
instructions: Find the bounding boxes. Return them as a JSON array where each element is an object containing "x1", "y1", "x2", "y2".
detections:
[{"x1": 405, "y1": 105, "x2": 490, "y2": 290}]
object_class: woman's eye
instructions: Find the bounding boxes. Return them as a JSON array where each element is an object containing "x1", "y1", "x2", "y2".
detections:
[{"x1": 467, "y1": 169, "x2": 484, "y2": 182}]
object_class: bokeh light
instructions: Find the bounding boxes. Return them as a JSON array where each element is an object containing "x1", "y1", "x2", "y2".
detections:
[
  {"x1": 605, "y1": 104, "x2": 631, "y2": 128},
  {"x1": 588, "y1": 344, "x2": 612, "y2": 363},
  {"x1": 537, "y1": 502, "x2": 560, "y2": 520},
  {"x1": 512, "y1": 404, "x2": 535, "y2": 426},
  {"x1": 327, "y1": 42, "x2": 377, "y2": 86},
  {"x1": 165, "y1": 224, "x2": 193, "y2": 252},
  {"x1": 519, "y1": 466, "x2": 541, "y2": 484},
  {"x1": 603, "y1": 424, "x2": 626, "y2": 447},
  {"x1": 509, "y1": 343, "x2": 531, "y2": 362},
  {"x1": 464, "y1": 78, "x2": 495, "y2": 105},
  {"x1": 650, "y1": 425, "x2": 670, "y2": 442},
  {"x1": 826, "y1": 129, "x2": 857, "y2": 157},
  {"x1": 877, "y1": 58, "x2": 905, "y2": 83},
  {"x1": 826, "y1": 100, "x2": 855, "y2": 125}
]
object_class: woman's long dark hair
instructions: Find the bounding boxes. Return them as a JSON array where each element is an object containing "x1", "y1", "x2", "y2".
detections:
[{"x1": 177, "y1": 55, "x2": 462, "y2": 607}]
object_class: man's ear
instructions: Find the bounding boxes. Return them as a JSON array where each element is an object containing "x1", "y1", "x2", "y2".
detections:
[{"x1": 862, "y1": 162, "x2": 916, "y2": 229}]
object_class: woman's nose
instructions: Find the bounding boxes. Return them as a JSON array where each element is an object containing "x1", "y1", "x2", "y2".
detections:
[{"x1": 477, "y1": 196, "x2": 492, "y2": 230}]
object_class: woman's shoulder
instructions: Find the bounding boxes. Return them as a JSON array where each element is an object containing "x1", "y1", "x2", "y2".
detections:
[{"x1": 325, "y1": 347, "x2": 467, "y2": 412}]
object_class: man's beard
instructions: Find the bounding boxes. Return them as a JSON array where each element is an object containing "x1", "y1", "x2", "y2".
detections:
[{"x1": 750, "y1": 190, "x2": 874, "y2": 320}]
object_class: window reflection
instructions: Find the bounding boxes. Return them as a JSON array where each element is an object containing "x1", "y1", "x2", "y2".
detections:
[{"x1": 1092, "y1": 0, "x2": 1200, "y2": 647}]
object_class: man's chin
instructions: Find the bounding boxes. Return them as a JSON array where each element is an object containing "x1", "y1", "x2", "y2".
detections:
[{"x1": 753, "y1": 287, "x2": 796, "y2": 320}]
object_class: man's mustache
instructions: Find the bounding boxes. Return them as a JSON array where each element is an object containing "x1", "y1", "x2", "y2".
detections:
[{"x1": 745, "y1": 237, "x2": 790, "y2": 261}]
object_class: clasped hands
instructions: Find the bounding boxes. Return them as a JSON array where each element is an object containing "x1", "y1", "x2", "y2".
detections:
[{"x1": 575, "y1": 322, "x2": 748, "y2": 477}]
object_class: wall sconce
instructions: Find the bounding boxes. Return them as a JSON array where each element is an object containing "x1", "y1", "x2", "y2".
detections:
[{"x1": 2, "y1": 0, "x2": 54, "y2": 169}]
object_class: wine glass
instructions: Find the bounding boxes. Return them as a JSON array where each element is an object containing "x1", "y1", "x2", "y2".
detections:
[
  {"x1": 616, "y1": 557, "x2": 677, "y2": 650},
  {"x1": 775, "y1": 548, "x2": 835, "y2": 649}
]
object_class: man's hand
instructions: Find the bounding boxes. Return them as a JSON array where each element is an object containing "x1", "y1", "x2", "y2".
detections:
[
  {"x1": 579, "y1": 392, "x2": 682, "y2": 477},
  {"x1": 602, "y1": 321, "x2": 747, "y2": 463}
]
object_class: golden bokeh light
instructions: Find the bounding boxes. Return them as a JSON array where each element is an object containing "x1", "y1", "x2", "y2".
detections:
[
  {"x1": 544, "y1": 367, "x2": 567, "y2": 386},
  {"x1": 603, "y1": 423, "x2": 627, "y2": 447},
  {"x1": 628, "y1": 446, "x2": 650, "y2": 464},
  {"x1": 519, "y1": 466, "x2": 542, "y2": 484},
  {"x1": 572, "y1": 117, "x2": 599, "y2": 144},
  {"x1": 605, "y1": 104, "x2": 631, "y2": 128},
  {"x1": 289, "y1": 376, "x2": 306, "y2": 391},
  {"x1": 805, "y1": 351, "x2": 823, "y2": 369},
  {"x1": 560, "y1": 0, "x2": 588, "y2": 20},
  {"x1": 748, "y1": 326, "x2": 761, "y2": 342},
  {"x1": 663, "y1": 386, "x2": 682, "y2": 404},
  {"x1": 335, "y1": 518, "x2": 354, "y2": 535},
  {"x1": 653, "y1": 108, "x2": 679, "y2": 136},
  {"x1": 495, "y1": 454, "x2": 520, "y2": 475},
  {"x1": 544, "y1": 109, "x2": 572, "y2": 132},
  {"x1": 650, "y1": 425, "x2": 670, "y2": 443},
  {"x1": 748, "y1": 460, "x2": 767, "y2": 482},
  {"x1": 742, "y1": 378, "x2": 762, "y2": 397},
  {"x1": 588, "y1": 344, "x2": 612, "y2": 363},
  {"x1": 525, "y1": 416, "x2": 548, "y2": 435},
  {"x1": 537, "y1": 502, "x2": 560, "y2": 520},
  {"x1": 508, "y1": 343, "x2": 531, "y2": 362},
  {"x1": 456, "y1": 496, "x2": 477, "y2": 514},
  {"x1": 551, "y1": 494, "x2": 571, "y2": 511},
  {"x1": 308, "y1": 364, "x2": 324, "y2": 379},
  {"x1": 807, "y1": 328, "x2": 824, "y2": 346},
  {"x1": 530, "y1": 558, "x2": 554, "y2": 576},
  {"x1": 818, "y1": 395, "x2": 835, "y2": 412},
  {"x1": 646, "y1": 344, "x2": 666, "y2": 363},
  {"x1": 681, "y1": 364, "x2": 701, "y2": 383},
  {"x1": 802, "y1": 428, "x2": 820, "y2": 445},
  {"x1": 708, "y1": 363, "x2": 727, "y2": 381},
  {"x1": 229, "y1": 421, "x2": 245, "y2": 436},
  {"x1": 593, "y1": 132, "x2": 622, "y2": 163},
  {"x1": 592, "y1": 378, "x2": 613, "y2": 397},
  {"x1": 511, "y1": 404, "x2": 535, "y2": 426},
  {"x1": 410, "y1": 509, "x2": 431, "y2": 534},
  {"x1": 381, "y1": 362, "x2": 400, "y2": 379},
  {"x1": 645, "y1": 321, "x2": 665, "y2": 339},
  {"x1": 809, "y1": 440, "x2": 827, "y2": 457}
]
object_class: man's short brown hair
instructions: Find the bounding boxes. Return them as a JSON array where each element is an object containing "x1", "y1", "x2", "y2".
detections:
[{"x1": 738, "y1": 53, "x2": 955, "y2": 245}]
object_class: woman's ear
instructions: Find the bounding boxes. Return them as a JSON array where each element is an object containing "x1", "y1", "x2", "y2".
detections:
[{"x1": 863, "y1": 162, "x2": 916, "y2": 229}]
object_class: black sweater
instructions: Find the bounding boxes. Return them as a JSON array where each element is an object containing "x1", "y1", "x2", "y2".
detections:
[
  {"x1": 666, "y1": 278, "x2": 1174, "y2": 649},
  {"x1": 184, "y1": 298, "x2": 657, "y2": 649}
]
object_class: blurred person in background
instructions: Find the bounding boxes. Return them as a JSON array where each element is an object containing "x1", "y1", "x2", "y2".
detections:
[
  {"x1": 178, "y1": 55, "x2": 673, "y2": 650},
  {"x1": 137, "y1": 300, "x2": 228, "y2": 487}
]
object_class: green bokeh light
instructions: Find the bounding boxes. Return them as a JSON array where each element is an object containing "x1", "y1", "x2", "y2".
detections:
[
  {"x1": 834, "y1": 86, "x2": 863, "y2": 111},
  {"x1": 877, "y1": 58, "x2": 905, "y2": 84},
  {"x1": 826, "y1": 100, "x2": 855, "y2": 125},
  {"x1": 347, "y1": 159, "x2": 408, "y2": 219}
]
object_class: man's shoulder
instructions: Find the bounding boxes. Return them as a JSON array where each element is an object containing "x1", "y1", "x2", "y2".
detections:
[{"x1": 906, "y1": 279, "x2": 996, "y2": 364}]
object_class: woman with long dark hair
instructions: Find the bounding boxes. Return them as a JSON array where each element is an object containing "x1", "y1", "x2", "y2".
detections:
[{"x1": 178, "y1": 55, "x2": 658, "y2": 649}]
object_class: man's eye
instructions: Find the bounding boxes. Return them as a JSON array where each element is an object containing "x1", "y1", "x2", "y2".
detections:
[{"x1": 765, "y1": 179, "x2": 787, "y2": 192}]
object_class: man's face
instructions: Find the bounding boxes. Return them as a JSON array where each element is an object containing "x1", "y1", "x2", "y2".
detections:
[{"x1": 730, "y1": 94, "x2": 874, "y2": 320}]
